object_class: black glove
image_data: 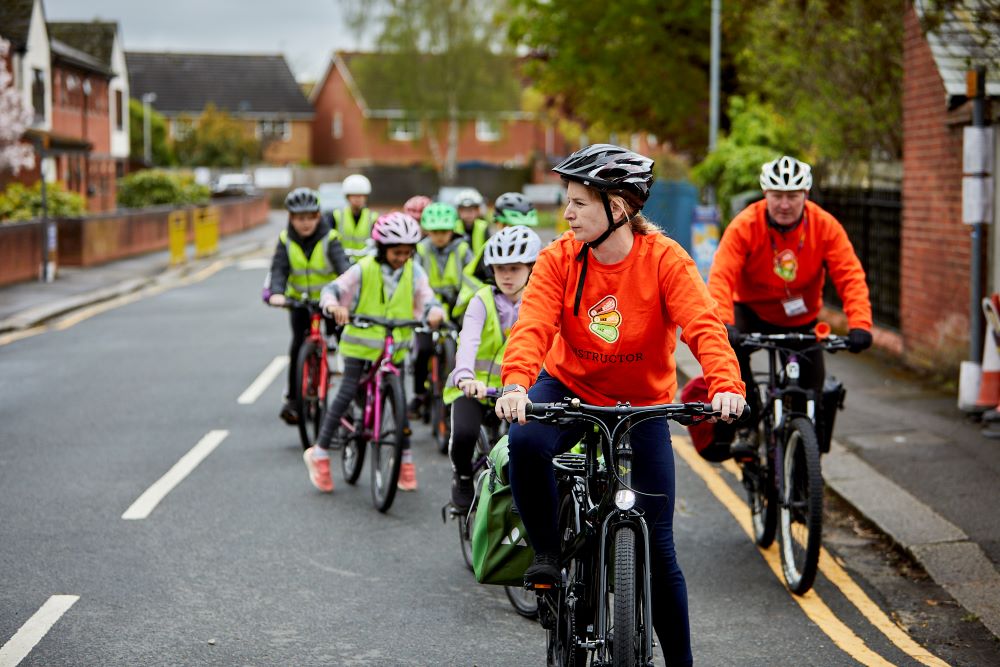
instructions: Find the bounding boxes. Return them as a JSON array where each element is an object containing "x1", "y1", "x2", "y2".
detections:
[
  {"x1": 847, "y1": 328, "x2": 872, "y2": 353},
  {"x1": 726, "y1": 324, "x2": 742, "y2": 348}
]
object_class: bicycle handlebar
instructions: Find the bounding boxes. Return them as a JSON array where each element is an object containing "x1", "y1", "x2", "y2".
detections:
[
  {"x1": 737, "y1": 331, "x2": 849, "y2": 352},
  {"x1": 348, "y1": 314, "x2": 427, "y2": 330},
  {"x1": 277, "y1": 298, "x2": 323, "y2": 313},
  {"x1": 524, "y1": 399, "x2": 751, "y2": 426}
]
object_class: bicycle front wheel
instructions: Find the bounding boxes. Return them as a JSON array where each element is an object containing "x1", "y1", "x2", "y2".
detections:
[
  {"x1": 295, "y1": 341, "x2": 327, "y2": 451},
  {"x1": 745, "y1": 418, "x2": 777, "y2": 548},
  {"x1": 609, "y1": 525, "x2": 641, "y2": 667},
  {"x1": 370, "y1": 373, "x2": 406, "y2": 513},
  {"x1": 778, "y1": 416, "x2": 824, "y2": 594}
]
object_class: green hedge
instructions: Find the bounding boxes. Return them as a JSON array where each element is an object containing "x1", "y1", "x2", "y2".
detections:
[
  {"x1": 117, "y1": 170, "x2": 210, "y2": 209},
  {"x1": 0, "y1": 182, "x2": 87, "y2": 223}
]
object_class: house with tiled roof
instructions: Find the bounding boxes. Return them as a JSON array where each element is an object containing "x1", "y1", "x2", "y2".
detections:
[
  {"x1": 1, "y1": 0, "x2": 53, "y2": 142},
  {"x1": 309, "y1": 51, "x2": 573, "y2": 169},
  {"x1": 901, "y1": 0, "x2": 1000, "y2": 366},
  {"x1": 127, "y1": 51, "x2": 313, "y2": 165}
]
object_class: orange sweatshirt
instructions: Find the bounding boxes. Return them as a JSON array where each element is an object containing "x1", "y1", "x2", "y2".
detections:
[
  {"x1": 708, "y1": 200, "x2": 873, "y2": 330},
  {"x1": 502, "y1": 230, "x2": 744, "y2": 405}
]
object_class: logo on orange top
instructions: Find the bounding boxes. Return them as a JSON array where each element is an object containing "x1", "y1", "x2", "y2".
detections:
[
  {"x1": 773, "y1": 249, "x2": 798, "y2": 282},
  {"x1": 587, "y1": 295, "x2": 621, "y2": 343}
]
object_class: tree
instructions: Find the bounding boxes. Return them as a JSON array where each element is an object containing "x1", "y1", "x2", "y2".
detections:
[
  {"x1": 128, "y1": 97, "x2": 173, "y2": 166},
  {"x1": 503, "y1": 0, "x2": 716, "y2": 154},
  {"x1": 0, "y1": 38, "x2": 35, "y2": 175},
  {"x1": 691, "y1": 96, "x2": 798, "y2": 215},
  {"x1": 733, "y1": 0, "x2": 903, "y2": 169},
  {"x1": 173, "y1": 104, "x2": 259, "y2": 168},
  {"x1": 346, "y1": 0, "x2": 521, "y2": 182}
]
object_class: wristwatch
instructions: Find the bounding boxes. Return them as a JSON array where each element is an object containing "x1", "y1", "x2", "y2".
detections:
[{"x1": 502, "y1": 383, "x2": 527, "y2": 396}]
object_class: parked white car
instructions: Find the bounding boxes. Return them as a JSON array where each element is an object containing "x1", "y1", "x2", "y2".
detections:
[
  {"x1": 318, "y1": 182, "x2": 348, "y2": 216},
  {"x1": 212, "y1": 173, "x2": 256, "y2": 197}
]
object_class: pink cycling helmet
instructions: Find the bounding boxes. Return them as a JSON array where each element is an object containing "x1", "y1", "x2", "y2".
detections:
[
  {"x1": 403, "y1": 195, "x2": 432, "y2": 221},
  {"x1": 372, "y1": 211, "x2": 422, "y2": 245}
]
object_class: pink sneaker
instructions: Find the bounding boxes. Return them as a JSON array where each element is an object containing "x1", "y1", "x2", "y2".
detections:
[
  {"x1": 398, "y1": 461, "x2": 418, "y2": 491},
  {"x1": 303, "y1": 446, "x2": 333, "y2": 493}
]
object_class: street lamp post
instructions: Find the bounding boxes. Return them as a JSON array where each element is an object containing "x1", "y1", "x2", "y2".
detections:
[
  {"x1": 142, "y1": 92, "x2": 156, "y2": 167},
  {"x1": 707, "y1": 0, "x2": 721, "y2": 207}
]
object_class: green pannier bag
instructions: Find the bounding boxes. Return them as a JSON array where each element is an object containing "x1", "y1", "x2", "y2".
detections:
[{"x1": 471, "y1": 435, "x2": 535, "y2": 585}]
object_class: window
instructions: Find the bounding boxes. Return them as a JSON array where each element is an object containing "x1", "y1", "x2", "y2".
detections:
[
  {"x1": 475, "y1": 118, "x2": 501, "y2": 142},
  {"x1": 332, "y1": 111, "x2": 343, "y2": 139},
  {"x1": 257, "y1": 119, "x2": 290, "y2": 142},
  {"x1": 32, "y1": 68, "x2": 45, "y2": 124},
  {"x1": 388, "y1": 118, "x2": 421, "y2": 141},
  {"x1": 115, "y1": 90, "x2": 124, "y2": 130}
]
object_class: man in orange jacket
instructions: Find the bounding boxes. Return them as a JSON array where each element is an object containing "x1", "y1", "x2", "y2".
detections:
[{"x1": 708, "y1": 156, "x2": 873, "y2": 460}]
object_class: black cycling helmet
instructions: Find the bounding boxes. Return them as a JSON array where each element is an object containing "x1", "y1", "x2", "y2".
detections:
[
  {"x1": 285, "y1": 187, "x2": 321, "y2": 214},
  {"x1": 552, "y1": 143, "x2": 654, "y2": 209},
  {"x1": 553, "y1": 144, "x2": 655, "y2": 316}
]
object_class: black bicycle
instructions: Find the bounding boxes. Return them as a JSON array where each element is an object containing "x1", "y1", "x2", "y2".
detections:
[
  {"x1": 523, "y1": 399, "x2": 736, "y2": 667},
  {"x1": 736, "y1": 329, "x2": 848, "y2": 594},
  {"x1": 427, "y1": 320, "x2": 459, "y2": 454}
]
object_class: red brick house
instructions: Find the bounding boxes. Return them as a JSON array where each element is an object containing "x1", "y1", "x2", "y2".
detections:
[
  {"x1": 902, "y1": 2, "x2": 1000, "y2": 368},
  {"x1": 309, "y1": 51, "x2": 573, "y2": 169}
]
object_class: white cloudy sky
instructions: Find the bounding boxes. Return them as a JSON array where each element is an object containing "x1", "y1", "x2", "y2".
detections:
[{"x1": 44, "y1": 0, "x2": 370, "y2": 82}]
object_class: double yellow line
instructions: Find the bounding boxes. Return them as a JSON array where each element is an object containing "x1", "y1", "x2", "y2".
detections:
[{"x1": 674, "y1": 436, "x2": 948, "y2": 667}]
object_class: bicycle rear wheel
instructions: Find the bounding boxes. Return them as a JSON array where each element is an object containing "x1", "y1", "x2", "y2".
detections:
[
  {"x1": 505, "y1": 584, "x2": 539, "y2": 619},
  {"x1": 338, "y1": 400, "x2": 365, "y2": 485},
  {"x1": 295, "y1": 342, "x2": 327, "y2": 451},
  {"x1": 778, "y1": 416, "x2": 824, "y2": 594},
  {"x1": 370, "y1": 373, "x2": 406, "y2": 513},
  {"x1": 609, "y1": 525, "x2": 641, "y2": 667}
]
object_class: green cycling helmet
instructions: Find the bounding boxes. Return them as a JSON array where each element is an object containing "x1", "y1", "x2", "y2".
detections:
[
  {"x1": 493, "y1": 192, "x2": 538, "y2": 227},
  {"x1": 421, "y1": 202, "x2": 459, "y2": 231}
]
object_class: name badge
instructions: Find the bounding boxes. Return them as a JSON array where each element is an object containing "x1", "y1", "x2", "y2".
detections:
[{"x1": 782, "y1": 296, "x2": 808, "y2": 317}]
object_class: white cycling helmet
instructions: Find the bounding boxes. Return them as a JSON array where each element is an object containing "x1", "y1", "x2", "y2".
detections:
[
  {"x1": 372, "y1": 211, "x2": 422, "y2": 245},
  {"x1": 343, "y1": 174, "x2": 372, "y2": 196},
  {"x1": 453, "y1": 188, "x2": 484, "y2": 209},
  {"x1": 760, "y1": 156, "x2": 812, "y2": 192},
  {"x1": 483, "y1": 225, "x2": 542, "y2": 266}
]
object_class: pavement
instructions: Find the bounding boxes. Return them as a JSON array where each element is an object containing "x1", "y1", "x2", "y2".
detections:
[{"x1": 2, "y1": 214, "x2": 999, "y2": 643}]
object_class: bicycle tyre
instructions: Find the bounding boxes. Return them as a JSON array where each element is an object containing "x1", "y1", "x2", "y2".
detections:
[
  {"x1": 295, "y1": 341, "x2": 327, "y2": 451},
  {"x1": 778, "y1": 416, "x2": 824, "y2": 594},
  {"x1": 611, "y1": 525, "x2": 639, "y2": 667},
  {"x1": 370, "y1": 373, "x2": 406, "y2": 513},
  {"x1": 747, "y1": 416, "x2": 778, "y2": 548},
  {"x1": 339, "y1": 400, "x2": 365, "y2": 485},
  {"x1": 505, "y1": 584, "x2": 539, "y2": 619}
]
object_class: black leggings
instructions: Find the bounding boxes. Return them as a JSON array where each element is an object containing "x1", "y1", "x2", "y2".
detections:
[
  {"x1": 449, "y1": 396, "x2": 498, "y2": 476},
  {"x1": 412, "y1": 331, "x2": 433, "y2": 399},
  {"x1": 287, "y1": 307, "x2": 338, "y2": 401},
  {"x1": 315, "y1": 356, "x2": 411, "y2": 452}
]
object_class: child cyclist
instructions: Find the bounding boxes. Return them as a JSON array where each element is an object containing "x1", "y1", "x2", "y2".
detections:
[
  {"x1": 265, "y1": 187, "x2": 350, "y2": 424},
  {"x1": 453, "y1": 189, "x2": 490, "y2": 256},
  {"x1": 444, "y1": 225, "x2": 541, "y2": 509},
  {"x1": 332, "y1": 174, "x2": 377, "y2": 260},
  {"x1": 452, "y1": 191, "x2": 539, "y2": 321},
  {"x1": 410, "y1": 202, "x2": 474, "y2": 415},
  {"x1": 303, "y1": 212, "x2": 445, "y2": 493}
]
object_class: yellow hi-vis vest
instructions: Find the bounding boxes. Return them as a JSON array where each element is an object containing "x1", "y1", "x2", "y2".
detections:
[
  {"x1": 454, "y1": 218, "x2": 489, "y2": 256},
  {"x1": 444, "y1": 285, "x2": 506, "y2": 405},
  {"x1": 339, "y1": 256, "x2": 415, "y2": 363},
  {"x1": 452, "y1": 244, "x2": 488, "y2": 321},
  {"x1": 333, "y1": 207, "x2": 376, "y2": 255},
  {"x1": 280, "y1": 229, "x2": 341, "y2": 301},
  {"x1": 416, "y1": 239, "x2": 470, "y2": 316}
]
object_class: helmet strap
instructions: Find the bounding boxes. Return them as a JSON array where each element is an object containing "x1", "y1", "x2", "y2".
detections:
[{"x1": 572, "y1": 191, "x2": 627, "y2": 316}]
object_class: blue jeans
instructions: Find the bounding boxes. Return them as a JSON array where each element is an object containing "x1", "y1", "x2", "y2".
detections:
[{"x1": 507, "y1": 370, "x2": 692, "y2": 666}]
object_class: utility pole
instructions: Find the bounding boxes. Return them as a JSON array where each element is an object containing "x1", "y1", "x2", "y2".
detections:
[
  {"x1": 966, "y1": 67, "x2": 991, "y2": 366},
  {"x1": 707, "y1": 0, "x2": 721, "y2": 207},
  {"x1": 142, "y1": 92, "x2": 157, "y2": 167}
]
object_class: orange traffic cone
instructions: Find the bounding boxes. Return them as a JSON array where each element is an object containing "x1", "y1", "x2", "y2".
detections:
[{"x1": 977, "y1": 296, "x2": 1000, "y2": 411}]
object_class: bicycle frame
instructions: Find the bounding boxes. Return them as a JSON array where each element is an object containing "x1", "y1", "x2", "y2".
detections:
[
  {"x1": 284, "y1": 299, "x2": 331, "y2": 402},
  {"x1": 339, "y1": 318, "x2": 413, "y2": 441}
]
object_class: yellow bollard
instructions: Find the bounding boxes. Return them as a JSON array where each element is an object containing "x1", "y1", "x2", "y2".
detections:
[
  {"x1": 168, "y1": 210, "x2": 187, "y2": 265},
  {"x1": 194, "y1": 206, "x2": 219, "y2": 258}
]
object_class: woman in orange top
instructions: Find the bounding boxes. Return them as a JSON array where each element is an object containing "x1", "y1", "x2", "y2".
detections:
[
  {"x1": 708, "y1": 156, "x2": 873, "y2": 459},
  {"x1": 496, "y1": 144, "x2": 745, "y2": 667}
]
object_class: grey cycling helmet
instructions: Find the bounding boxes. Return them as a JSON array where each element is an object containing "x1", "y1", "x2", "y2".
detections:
[
  {"x1": 760, "y1": 156, "x2": 813, "y2": 191},
  {"x1": 493, "y1": 192, "x2": 538, "y2": 226},
  {"x1": 483, "y1": 225, "x2": 541, "y2": 266},
  {"x1": 552, "y1": 143, "x2": 654, "y2": 208},
  {"x1": 285, "y1": 187, "x2": 321, "y2": 213}
]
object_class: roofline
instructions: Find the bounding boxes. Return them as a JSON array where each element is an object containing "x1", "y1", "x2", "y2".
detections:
[
  {"x1": 334, "y1": 52, "x2": 370, "y2": 115},
  {"x1": 157, "y1": 110, "x2": 315, "y2": 120},
  {"x1": 309, "y1": 54, "x2": 335, "y2": 105},
  {"x1": 125, "y1": 49, "x2": 288, "y2": 59},
  {"x1": 50, "y1": 38, "x2": 113, "y2": 77},
  {"x1": 366, "y1": 109, "x2": 537, "y2": 121}
]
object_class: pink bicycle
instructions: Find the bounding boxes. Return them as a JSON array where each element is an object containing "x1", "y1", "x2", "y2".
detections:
[{"x1": 332, "y1": 314, "x2": 425, "y2": 513}]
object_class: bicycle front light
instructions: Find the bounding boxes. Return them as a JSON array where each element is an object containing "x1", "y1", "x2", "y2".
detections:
[{"x1": 614, "y1": 489, "x2": 636, "y2": 510}]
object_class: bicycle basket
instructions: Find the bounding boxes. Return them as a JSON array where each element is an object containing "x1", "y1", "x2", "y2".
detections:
[{"x1": 471, "y1": 435, "x2": 536, "y2": 586}]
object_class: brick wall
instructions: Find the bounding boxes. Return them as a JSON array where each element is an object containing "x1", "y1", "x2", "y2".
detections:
[
  {"x1": 901, "y1": 5, "x2": 971, "y2": 368},
  {"x1": 261, "y1": 120, "x2": 312, "y2": 165}
]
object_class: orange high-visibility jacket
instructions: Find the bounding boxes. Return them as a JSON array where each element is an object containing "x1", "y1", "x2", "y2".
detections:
[
  {"x1": 502, "y1": 231, "x2": 744, "y2": 405},
  {"x1": 708, "y1": 200, "x2": 872, "y2": 330}
]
